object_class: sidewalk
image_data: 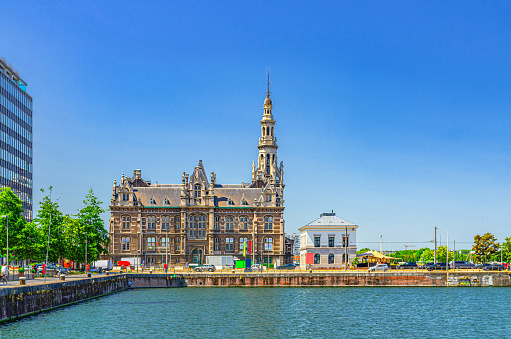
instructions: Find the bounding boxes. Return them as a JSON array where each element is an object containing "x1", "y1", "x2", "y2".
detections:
[{"x1": 0, "y1": 273, "x2": 112, "y2": 289}]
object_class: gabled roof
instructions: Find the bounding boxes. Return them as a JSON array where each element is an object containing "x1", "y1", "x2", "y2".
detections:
[{"x1": 299, "y1": 212, "x2": 358, "y2": 231}]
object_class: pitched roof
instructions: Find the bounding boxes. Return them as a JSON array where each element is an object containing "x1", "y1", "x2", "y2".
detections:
[{"x1": 299, "y1": 212, "x2": 358, "y2": 231}]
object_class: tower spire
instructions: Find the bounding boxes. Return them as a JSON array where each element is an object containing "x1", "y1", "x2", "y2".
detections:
[{"x1": 266, "y1": 67, "x2": 271, "y2": 98}]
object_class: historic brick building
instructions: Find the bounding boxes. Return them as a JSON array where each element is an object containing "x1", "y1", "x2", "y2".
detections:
[{"x1": 109, "y1": 84, "x2": 291, "y2": 267}]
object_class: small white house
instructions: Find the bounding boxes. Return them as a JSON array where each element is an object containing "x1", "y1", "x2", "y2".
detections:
[{"x1": 299, "y1": 212, "x2": 358, "y2": 269}]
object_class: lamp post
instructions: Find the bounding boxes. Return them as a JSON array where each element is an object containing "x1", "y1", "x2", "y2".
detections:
[
  {"x1": 83, "y1": 232, "x2": 88, "y2": 274},
  {"x1": 165, "y1": 227, "x2": 169, "y2": 278},
  {"x1": 1, "y1": 215, "x2": 8, "y2": 281},
  {"x1": 44, "y1": 198, "x2": 52, "y2": 283}
]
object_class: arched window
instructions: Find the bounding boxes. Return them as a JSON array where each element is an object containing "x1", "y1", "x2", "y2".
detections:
[
  {"x1": 147, "y1": 237, "x2": 156, "y2": 251},
  {"x1": 264, "y1": 216, "x2": 273, "y2": 230},
  {"x1": 342, "y1": 253, "x2": 347, "y2": 264},
  {"x1": 271, "y1": 127, "x2": 274, "y2": 136},
  {"x1": 226, "y1": 216, "x2": 234, "y2": 230},
  {"x1": 175, "y1": 215, "x2": 181, "y2": 229},
  {"x1": 194, "y1": 184, "x2": 201, "y2": 198},
  {"x1": 121, "y1": 237, "x2": 130, "y2": 251},
  {"x1": 239, "y1": 216, "x2": 248, "y2": 230},
  {"x1": 262, "y1": 127, "x2": 266, "y2": 136},
  {"x1": 225, "y1": 237, "x2": 234, "y2": 252},
  {"x1": 239, "y1": 237, "x2": 249, "y2": 250},
  {"x1": 266, "y1": 127, "x2": 270, "y2": 136},
  {"x1": 189, "y1": 215, "x2": 198, "y2": 238},
  {"x1": 272, "y1": 154, "x2": 275, "y2": 164},
  {"x1": 121, "y1": 215, "x2": 130, "y2": 229},
  {"x1": 264, "y1": 237, "x2": 273, "y2": 251},
  {"x1": 328, "y1": 254, "x2": 335, "y2": 264},
  {"x1": 214, "y1": 237, "x2": 221, "y2": 251},
  {"x1": 161, "y1": 237, "x2": 169, "y2": 249},
  {"x1": 162, "y1": 215, "x2": 170, "y2": 230},
  {"x1": 147, "y1": 216, "x2": 156, "y2": 230},
  {"x1": 314, "y1": 253, "x2": 320, "y2": 264},
  {"x1": 198, "y1": 214, "x2": 207, "y2": 238}
]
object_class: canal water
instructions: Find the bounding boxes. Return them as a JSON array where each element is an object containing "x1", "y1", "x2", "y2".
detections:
[{"x1": 2, "y1": 287, "x2": 510, "y2": 338}]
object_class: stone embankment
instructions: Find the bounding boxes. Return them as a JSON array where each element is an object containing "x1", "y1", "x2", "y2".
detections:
[
  {"x1": 0, "y1": 275, "x2": 127, "y2": 322},
  {"x1": 128, "y1": 271, "x2": 511, "y2": 288},
  {"x1": 1, "y1": 271, "x2": 509, "y2": 323}
]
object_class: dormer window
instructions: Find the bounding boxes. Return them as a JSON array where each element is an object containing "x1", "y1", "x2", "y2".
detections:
[
  {"x1": 194, "y1": 184, "x2": 201, "y2": 198},
  {"x1": 241, "y1": 198, "x2": 248, "y2": 206},
  {"x1": 228, "y1": 198, "x2": 234, "y2": 206},
  {"x1": 150, "y1": 197, "x2": 156, "y2": 205},
  {"x1": 122, "y1": 194, "x2": 129, "y2": 201},
  {"x1": 164, "y1": 198, "x2": 170, "y2": 205}
]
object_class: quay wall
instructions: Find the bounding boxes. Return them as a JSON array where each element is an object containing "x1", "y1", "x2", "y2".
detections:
[
  {"x1": 127, "y1": 271, "x2": 511, "y2": 288},
  {"x1": 0, "y1": 275, "x2": 128, "y2": 323}
]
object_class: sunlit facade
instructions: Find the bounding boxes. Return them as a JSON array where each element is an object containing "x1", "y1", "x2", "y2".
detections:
[{"x1": 0, "y1": 58, "x2": 33, "y2": 221}]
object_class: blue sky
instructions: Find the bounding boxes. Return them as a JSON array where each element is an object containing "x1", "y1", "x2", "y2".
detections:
[{"x1": 1, "y1": 1, "x2": 511, "y2": 250}]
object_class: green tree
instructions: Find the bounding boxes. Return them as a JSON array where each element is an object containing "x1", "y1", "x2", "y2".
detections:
[
  {"x1": 35, "y1": 187, "x2": 66, "y2": 264},
  {"x1": 501, "y1": 236, "x2": 511, "y2": 263},
  {"x1": 76, "y1": 189, "x2": 109, "y2": 264},
  {"x1": 436, "y1": 246, "x2": 454, "y2": 262},
  {"x1": 472, "y1": 233, "x2": 499, "y2": 263},
  {"x1": 16, "y1": 221, "x2": 45, "y2": 262},
  {"x1": 0, "y1": 187, "x2": 29, "y2": 262},
  {"x1": 357, "y1": 248, "x2": 371, "y2": 254},
  {"x1": 62, "y1": 215, "x2": 85, "y2": 263},
  {"x1": 420, "y1": 248, "x2": 434, "y2": 262}
]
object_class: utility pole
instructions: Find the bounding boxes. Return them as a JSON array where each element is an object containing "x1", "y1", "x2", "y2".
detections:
[
  {"x1": 453, "y1": 240, "x2": 456, "y2": 270},
  {"x1": 380, "y1": 235, "x2": 382, "y2": 254},
  {"x1": 446, "y1": 231, "x2": 449, "y2": 287},
  {"x1": 345, "y1": 227, "x2": 348, "y2": 271},
  {"x1": 44, "y1": 190, "x2": 52, "y2": 283},
  {"x1": 434, "y1": 227, "x2": 438, "y2": 264},
  {"x1": 1, "y1": 215, "x2": 8, "y2": 281},
  {"x1": 165, "y1": 227, "x2": 169, "y2": 278}
]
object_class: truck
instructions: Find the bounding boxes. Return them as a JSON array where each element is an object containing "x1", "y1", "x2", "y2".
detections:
[
  {"x1": 93, "y1": 260, "x2": 113, "y2": 271},
  {"x1": 206, "y1": 256, "x2": 234, "y2": 269}
]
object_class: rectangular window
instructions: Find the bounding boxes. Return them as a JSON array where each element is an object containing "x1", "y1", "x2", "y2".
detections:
[
  {"x1": 162, "y1": 216, "x2": 170, "y2": 230},
  {"x1": 328, "y1": 236, "x2": 335, "y2": 248},
  {"x1": 226, "y1": 238, "x2": 234, "y2": 251},
  {"x1": 147, "y1": 216, "x2": 156, "y2": 230},
  {"x1": 122, "y1": 194, "x2": 129, "y2": 201},
  {"x1": 314, "y1": 236, "x2": 321, "y2": 248},
  {"x1": 121, "y1": 216, "x2": 130, "y2": 229},
  {"x1": 239, "y1": 237, "x2": 248, "y2": 250},
  {"x1": 122, "y1": 237, "x2": 130, "y2": 251},
  {"x1": 147, "y1": 237, "x2": 156, "y2": 251},
  {"x1": 343, "y1": 236, "x2": 349, "y2": 247}
]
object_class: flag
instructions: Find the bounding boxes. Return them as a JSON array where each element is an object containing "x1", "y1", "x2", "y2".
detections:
[
  {"x1": 248, "y1": 240, "x2": 252, "y2": 255},
  {"x1": 243, "y1": 241, "x2": 246, "y2": 257}
]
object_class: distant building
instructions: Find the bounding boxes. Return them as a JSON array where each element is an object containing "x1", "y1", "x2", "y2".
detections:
[
  {"x1": 109, "y1": 81, "x2": 293, "y2": 267},
  {"x1": 285, "y1": 233, "x2": 300, "y2": 256},
  {"x1": 299, "y1": 212, "x2": 358, "y2": 269},
  {"x1": 0, "y1": 58, "x2": 33, "y2": 220}
]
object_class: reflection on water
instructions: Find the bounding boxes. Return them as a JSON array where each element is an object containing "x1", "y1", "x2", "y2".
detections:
[{"x1": 2, "y1": 287, "x2": 510, "y2": 338}]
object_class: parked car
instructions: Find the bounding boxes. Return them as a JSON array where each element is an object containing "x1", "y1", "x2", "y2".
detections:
[
  {"x1": 483, "y1": 264, "x2": 505, "y2": 271},
  {"x1": 36, "y1": 265, "x2": 58, "y2": 274},
  {"x1": 452, "y1": 261, "x2": 475, "y2": 269},
  {"x1": 427, "y1": 263, "x2": 450, "y2": 271},
  {"x1": 368, "y1": 263, "x2": 389, "y2": 272},
  {"x1": 397, "y1": 262, "x2": 418, "y2": 269},
  {"x1": 476, "y1": 263, "x2": 493, "y2": 270},
  {"x1": 419, "y1": 262, "x2": 435, "y2": 269},
  {"x1": 276, "y1": 264, "x2": 295, "y2": 270},
  {"x1": 194, "y1": 264, "x2": 216, "y2": 272}
]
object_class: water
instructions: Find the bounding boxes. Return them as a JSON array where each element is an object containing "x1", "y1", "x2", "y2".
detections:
[{"x1": 2, "y1": 287, "x2": 510, "y2": 338}]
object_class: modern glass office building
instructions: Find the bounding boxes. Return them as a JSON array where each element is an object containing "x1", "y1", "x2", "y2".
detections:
[{"x1": 0, "y1": 58, "x2": 33, "y2": 220}]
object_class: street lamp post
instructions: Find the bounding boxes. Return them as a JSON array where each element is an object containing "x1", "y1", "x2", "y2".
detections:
[
  {"x1": 83, "y1": 232, "x2": 88, "y2": 274},
  {"x1": 1, "y1": 215, "x2": 8, "y2": 281},
  {"x1": 44, "y1": 200, "x2": 52, "y2": 283}
]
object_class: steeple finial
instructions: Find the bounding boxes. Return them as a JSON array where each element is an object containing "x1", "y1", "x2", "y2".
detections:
[{"x1": 266, "y1": 67, "x2": 271, "y2": 98}]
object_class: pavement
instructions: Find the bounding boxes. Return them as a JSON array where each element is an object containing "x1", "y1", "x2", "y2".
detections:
[{"x1": 0, "y1": 273, "x2": 114, "y2": 289}]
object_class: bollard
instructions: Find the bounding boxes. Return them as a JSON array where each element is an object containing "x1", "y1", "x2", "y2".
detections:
[
  {"x1": 19, "y1": 277, "x2": 26, "y2": 286},
  {"x1": 87, "y1": 273, "x2": 91, "y2": 278},
  {"x1": 60, "y1": 275, "x2": 66, "y2": 281},
  {"x1": 106, "y1": 271, "x2": 109, "y2": 276}
]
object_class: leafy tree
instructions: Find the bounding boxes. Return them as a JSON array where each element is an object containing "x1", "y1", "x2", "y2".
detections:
[
  {"x1": 35, "y1": 187, "x2": 66, "y2": 264},
  {"x1": 436, "y1": 246, "x2": 453, "y2": 262},
  {"x1": 357, "y1": 248, "x2": 371, "y2": 254},
  {"x1": 16, "y1": 221, "x2": 45, "y2": 262},
  {"x1": 472, "y1": 233, "x2": 499, "y2": 263},
  {"x1": 76, "y1": 189, "x2": 109, "y2": 264},
  {"x1": 501, "y1": 236, "x2": 511, "y2": 263},
  {"x1": 62, "y1": 215, "x2": 85, "y2": 263},
  {"x1": 420, "y1": 248, "x2": 434, "y2": 262},
  {"x1": 0, "y1": 187, "x2": 29, "y2": 262}
]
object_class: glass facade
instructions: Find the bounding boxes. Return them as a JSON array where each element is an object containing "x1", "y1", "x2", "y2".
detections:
[{"x1": 0, "y1": 58, "x2": 33, "y2": 221}]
